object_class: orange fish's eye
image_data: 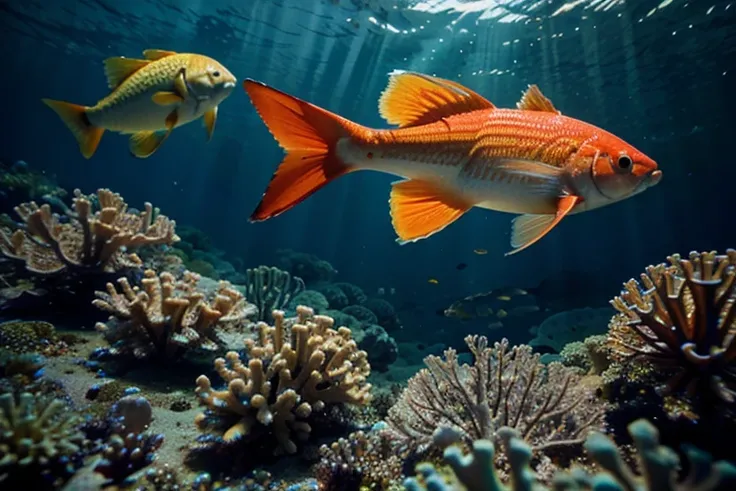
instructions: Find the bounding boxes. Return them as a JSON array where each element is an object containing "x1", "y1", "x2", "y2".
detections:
[{"x1": 617, "y1": 154, "x2": 632, "y2": 170}]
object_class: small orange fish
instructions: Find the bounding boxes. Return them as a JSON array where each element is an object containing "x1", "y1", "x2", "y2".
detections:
[
  {"x1": 44, "y1": 49, "x2": 236, "y2": 159},
  {"x1": 244, "y1": 71, "x2": 661, "y2": 254}
]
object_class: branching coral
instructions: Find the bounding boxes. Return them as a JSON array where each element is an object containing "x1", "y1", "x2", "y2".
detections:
[
  {"x1": 194, "y1": 306, "x2": 372, "y2": 455},
  {"x1": 94, "y1": 269, "x2": 253, "y2": 360},
  {"x1": 245, "y1": 265, "x2": 305, "y2": 322},
  {"x1": 608, "y1": 249, "x2": 736, "y2": 403},
  {"x1": 0, "y1": 188, "x2": 179, "y2": 274},
  {"x1": 387, "y1": 336, "x2": 604, "y2": 454},
  {"x1": 316, "y1": 430, "x2": 404, "y2": 490},
  {"x1": 0, "y1": 392, "x2": 86, "y2": 485},
  {"x1": 405, "y1": 418, "x2": 736, "y2": 491}
]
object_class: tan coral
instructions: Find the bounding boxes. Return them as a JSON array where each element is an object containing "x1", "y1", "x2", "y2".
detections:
[
  {"x1": 0, "y1": 188, "x2": 178, "y2": 274},
  {"x1": 608, "y1": 249, "x2": 736, "y2": 403},
  {"x1": 93, "y1": 269, "x2": 253, "y2": 360},
  {"x1": 194, "y1": 305, "x2": 372, "y2": 455}
]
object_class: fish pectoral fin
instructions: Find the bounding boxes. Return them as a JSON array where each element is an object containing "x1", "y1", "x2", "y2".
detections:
[
  {"x1": 103, "y1": 57, "x2": 150, "y2": 89},
  {"x1": 203, "y1": 107, "x2": 217, "y2": 141},
  {"x1": 486, "y1": 158, "x2": 565, "y2": 196},
  {"x1": 142, "y1": 49, "x2": 178, "y2": 60},
  {"x1": 379, "y1": 70, "x2": 495, "y2": 128},
  {"x1": 390, "y1": 179, "x2": 472, "y2": 243},
  {"x1": 506, "y1": 195, "x2": 580, "y2": 256},
  {"x1": 152, "y1": 91, "x2": 184, "y2": 106},
  {"x1": 516, "y1": 85, "x2": 560, "y2": 114},
  {"x1": 129, "y1": 111, "x2": 178, "y2": 158},
  {"x1": 173, "y1": 69, "x2": 189, "y2": 99}
]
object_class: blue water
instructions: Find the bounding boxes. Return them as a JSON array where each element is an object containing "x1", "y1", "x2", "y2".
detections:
[{"x1": 2, "y1": 0, "x2": 734, "y2": 340}]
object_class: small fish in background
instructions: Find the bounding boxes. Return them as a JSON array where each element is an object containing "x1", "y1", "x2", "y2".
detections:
[
  {"x1": 43, "y1": 49, "x2": 236, "y2": 159},
  {"x1": 456, "y1": 262, "x2": 468, "y2": 270},
  {"x1": 474, "y1": 249, "x2": 488, "y2": 255},
  {"x1": 428, "y1": 278, "x2": 439, "y2": 285},
  {"x1": 442, "y1": 287, "x2": 540, "y2": 328},
  {"x1": 244, "y1": 70, "x2": 660, "y2": 255},
  {"x1": 377, "y1": 287, "x2": 385, "y2": 295}
]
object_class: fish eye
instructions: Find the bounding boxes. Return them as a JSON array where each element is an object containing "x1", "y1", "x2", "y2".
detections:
[
  {"x1": 213, "y1": 71, "x2": 221, "y2": 77},
  {"x1": 617, "y1": 154, "x2": 632, "y2": 169}
]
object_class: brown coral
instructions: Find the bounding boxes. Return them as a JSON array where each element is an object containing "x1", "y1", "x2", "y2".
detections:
[
  {"x1": 194, "y1": 305, "x2": 372, "y2": 455},
  {"x1": 609, "y1": 249, "x2": 736, "y2": 403},
  {"x1": 386, "y1": 335, "x2": 604, "y2": 454},
  {"x1": 94, "y1": 269, "x2": 253, "y2": 360},
  {"x1": 316, "y1": 430, "x2": 404, "y2": 490},
  {"x1": 0, "y1": 188, "x2": 178, "y2": 274}
]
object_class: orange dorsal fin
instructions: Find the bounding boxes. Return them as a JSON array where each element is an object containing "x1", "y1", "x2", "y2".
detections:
[
  {"x1": 103, "y1": 57, "x2": 150, "y2": 89},
  {"x1": 244, "y1": 79, "x2": 354, "y2": 221},
  {"x1": 143, "y1": 49, "x2": 178, "y2": 60},
  {"x1": 379, "y1": 70, "x2": 495, "y2": 128},
  {"x1": 517, "y1": 85, "x2": 560, "y2": 113},
  {"x1": 506, "y1": 195, "x2": 579, "y2": 255},
  {"x1": 390, "y1": 179, "x2": 473, "y2": 243}
]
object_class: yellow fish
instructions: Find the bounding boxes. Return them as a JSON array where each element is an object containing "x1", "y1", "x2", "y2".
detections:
[
  {"x1": 43, "y1": 49, "x2": 236, "y2": 159},
  {"x1": 428, "y1": 278, "x2": 439, "y2": 284}
]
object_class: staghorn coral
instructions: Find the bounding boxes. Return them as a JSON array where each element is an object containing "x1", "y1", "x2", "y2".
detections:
[
  {"x1": 608, "y1": 249, "x2": 736, "y2": 403},
  {"x1": 194, "y1": 305, "x2": 372, "y2": 455},
  {"x1": 0, "y1": 188, "x2": 178, "y2": 275},
  {"x1": 245, "y1": 265, "x2": 305, "y2": 322},
  {"x1": 0, "y1": 392, "x2": 86, "y2": 487},
  {"x1": 387, "y1": 335, "x2": 604, "y2": 454},
  {"x1": 94, "y1": 269, "x2": 254, "y2": 360},
  {"x1": 405, "y1": 418, "x2": 736, "y2": 491},
  {"x1": 316, "y1": 430, "x2": 404, "y2": 490}
]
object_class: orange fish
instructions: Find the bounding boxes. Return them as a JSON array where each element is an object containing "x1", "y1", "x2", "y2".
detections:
[
  {"x1": 244, "y1": 71, "x2": 661, "y2": 255},
  {"x1": 44, "y1": 49, "x2": 236, "y2": 159}
]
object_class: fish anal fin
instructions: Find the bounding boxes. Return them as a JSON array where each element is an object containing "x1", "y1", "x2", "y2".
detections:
[
  {"x1": 203, "y1": 107, "x2": 217, "y2": 141},
  {"x1": 103, "y1": 57, "x2": 150, "y2": 89},
  {"x1": 517, "y1": 85, "x2": 560, "y2": 113},
  {"x1": 129, "y1": 111, "x2": 177, "y2": 158},
  {"x1": 143, "y1": 49, "x2": 178, "y2": 60},
  {"x1": 379, "y1": 70, "x2": 495, "y2": 128},
  {"x1": 506, "y1": 195, "x2": 579, "y2": 256},
  {"x1": 390, "y1": 180, "x2": 472, "y2": 243},
  {"x1": 152, "y1": 91, "x2": 184, "y2": 106},
  {"x1": 42, "y1": 99, "x2": 104, "y2": 159}
]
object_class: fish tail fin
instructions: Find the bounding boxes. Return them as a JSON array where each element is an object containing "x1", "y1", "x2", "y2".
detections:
[
  {"x1": 244, "y1": 79, "x2": 358, "y2": 221},
  {"x1": 42, "y1": 99, "x2": 104, "y2": 159}
]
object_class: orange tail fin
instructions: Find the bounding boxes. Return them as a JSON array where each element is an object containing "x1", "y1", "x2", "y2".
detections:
[
  {"x1": 42, "y1": 99, "x2": 104, "y2": 159},
  {"x1": 244, "y1": 80, "x2": 356, "y2": 222}
]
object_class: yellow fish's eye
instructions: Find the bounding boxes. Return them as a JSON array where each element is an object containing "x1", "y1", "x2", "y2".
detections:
[{"x1": 213, "y1": 71, "x2": 221, "y2": 78}]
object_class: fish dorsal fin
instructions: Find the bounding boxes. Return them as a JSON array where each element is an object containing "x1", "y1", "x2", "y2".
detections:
[
  {"x1": 517, "y1": 85, "x2": 560, "y2": 113},
  {"x1": 103, "y1": 57, "x2": 150, "y2": 89},
  {"x1": 143, "y1": 49, "x2": 178, "y2": 60},
  {"x1": 379, "y1": 70, "x2": 495, "y2": 128},
  {"x1": 389, "y1": 179, "x2": 473, "y2": 243},
  {"x1": 506, "y1": 195, "x2": 579, "y2": 256}
]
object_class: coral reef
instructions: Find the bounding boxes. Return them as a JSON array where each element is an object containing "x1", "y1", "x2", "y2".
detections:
[
  {"x1": 316, "y1": 430, "x2": 404, "y2": 490},
  {"x1": 608, "y1": 249, "x2": 736, "y2": 404},
  {"x1": 0, "y1": 392, "x2": 86, "y2": 487},
  {"x1": 387, "y1": 335, "x2": 604, "y2": 454},
  {"x1": 93, "y1": 431, "x2": 164, "y2": 485},
  {"x1": 0, "y1": 188, "x2": 178, "y2": 275},
  {"x1": 559, "y1": 334, "x2": 611, "y2": 375},
  {"x1": 0, "y1": 319, "x2": 62, "y2": 355},
  {"x1": 288, "y1": 290, "x2": 329, "y2": 314},
  {"x1": 194, "y1": 306, "x2": 372, "y2": 455},
  {"x1": 360, "y1": 324, "x2": 399, "y2": 372},
  {"x1": 245, "y1": 265, "x2": 305, "y2": 322},
  {"x1": 93, "y1": 269, "x2": 254, "y2": 360},
  {"x1": 335, "y1": 282, "x2": 367, "y2": 306},
  {"x1": 276, "y1": 249, "x2": 337, "y2": 284},
  {"x1": 405, "y1": 418, "x2": 736, "y2": 491}
]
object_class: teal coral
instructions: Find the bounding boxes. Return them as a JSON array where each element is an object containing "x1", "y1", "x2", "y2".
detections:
[
  {"x1": 245, "y1": 265, "x2": 305, "y2": 322},
  {"x1": 405, "y1": 419, "x2": 736, "y2": 491}
]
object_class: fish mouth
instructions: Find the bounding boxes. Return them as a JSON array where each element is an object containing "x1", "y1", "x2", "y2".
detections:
[
  {"x1": 223, "y1": 81, "x2": 236, "y2": 89},
  {"x1": 648, "y1": 169, "x2": 663, "y2": 187}
]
